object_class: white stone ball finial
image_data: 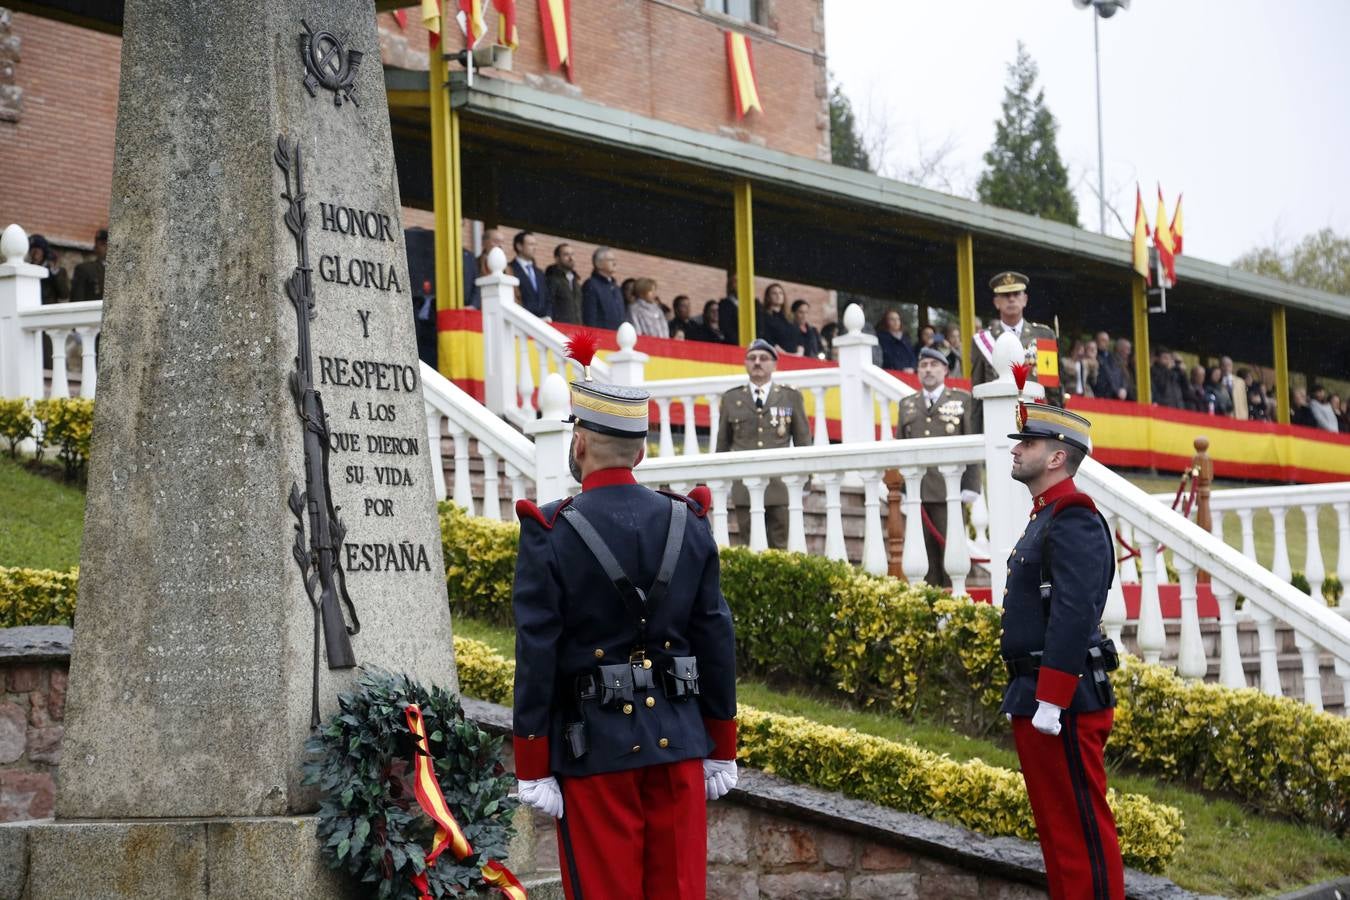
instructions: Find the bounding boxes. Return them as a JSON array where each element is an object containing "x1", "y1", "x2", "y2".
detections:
[
  {"x1": 486, "y1": 245, "x2": 508, "y2": 275},
  {"x1": 993, "y1": 331, "x2": 1025, "y2": 382},
  {"x1": 842, "y1": 303, "x2": 864, "y2": 335},
  {"x1": 539, "y1": 372, "x2": 570, "y2": 418},
  {"x1": 616, "y1": 322, "x2": 637, "y2": 352},
  {"x1": 1, "y1": 224, "x2": 29, "y2": 265}
]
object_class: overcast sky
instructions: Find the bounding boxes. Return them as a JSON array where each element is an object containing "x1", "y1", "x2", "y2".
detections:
[{"x1": 823, "y1": 0, "x2": 1350, "y2": 266}]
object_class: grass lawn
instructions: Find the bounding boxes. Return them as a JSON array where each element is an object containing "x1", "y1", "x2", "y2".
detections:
[
  {"x1": 0, "y1": 456, "x2": 84, "y2": 571},
  {"x1": 454, "y1": 613, "x2": 1350, "y2": 899}
]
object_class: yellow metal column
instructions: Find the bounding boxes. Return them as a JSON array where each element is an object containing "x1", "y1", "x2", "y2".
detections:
[
  {"x1": 1131, "y1": 275, "x2": 1151, "y2": 406},
  {"x1": 955, "y1": 233, "x2": 975, "y2": 381},
  {"x1": 733, "y1": 180, "x2": 755, "y2": 346},
  {"x1": 1272, "y1": 305, "x2": 1290, "y2": 425},
  {"x1": 430, "y1": 49, "x2": 464, "y2": 378}
]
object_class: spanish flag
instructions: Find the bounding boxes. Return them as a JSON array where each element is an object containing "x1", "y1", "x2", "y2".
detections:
[
  {"x1": 1155, "y1": 185, "x2": 1176, "y2": 286},
  {"x1": 495, "y1": 0, "x2": 518, "y2": 49},
  {"x1": 1132, "y1": 185, "x2": 1151, "y2": 285},
  {"x1": 1170, "y1": 192, "x2": 1184, "y2": 256},
  {"x1": 725, "y1": 31, "x2": 762, "y2": 118},
  {"x1": 423, "y1": 0, "x2": 443, "y2": 49},
  {"x1": 460, "y1": 0, "x2": 488, "y2": 47},
  {"x1": 538, "y1": 0, "x2": 574, "y2": 81}
]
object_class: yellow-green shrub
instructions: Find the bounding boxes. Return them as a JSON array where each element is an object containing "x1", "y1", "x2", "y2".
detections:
[
  {"x1": 0, "y1": 566, "x2": 78, "y2": 627},
  {"x1": 824, "y1": 573, "x2": 935, "y2": 713},
  {"x1": 450, "y1": 636, "x2": 1184, "y2": 874},
  {"x1": 32, "y1": 397, "x2": 94, "y2": 480},
  {"x1": 439, "y1": 502, "x2": 518, "y2": 626},
  {"x1": 0, "y1": 398, "x2": 33, "y2": 458}
]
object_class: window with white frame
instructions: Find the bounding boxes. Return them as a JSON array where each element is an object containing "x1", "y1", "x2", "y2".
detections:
[{"x1": 705, "y1": 0, "x2": 763, "y2": 26}]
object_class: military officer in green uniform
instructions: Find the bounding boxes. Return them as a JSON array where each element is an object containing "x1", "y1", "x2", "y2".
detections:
[
  {"x1": 897, "y1": 346, "x2": 981, "y2": 586},
  {"x1": 970, "y1": 272, "x2": 1061, "y2": 428},
  {"x1": 716, "y1": 339, "x2": 810, "y2": 549}
]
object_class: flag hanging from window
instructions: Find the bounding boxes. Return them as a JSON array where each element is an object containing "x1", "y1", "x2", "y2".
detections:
[
  {"x1": 725, "y1": 31, "x2": 762, "y2": 118},
  {"x1": 1154, "y1": 185, "x2": 1177, "y2": 286},
  {"x1": 392, "y1": 9, "x2": 409, "y2": 29},
  {"x1": 538, "y1": 0, "x2": 574, "y2": 81},
  {"x1": 495, "y1": 0, "x2": 518, "y2": 49},
  {"x1": 1132, "y1": 185, "x2": 1151, "y2": 285},
  {"x1": 423, "y1": 0, "x2": 443, "y2": 48},
  {"x1": 460, "y1": 0, "x2": 487, "y2": 47},
  {"x1": 1169, "y1": 193, "x2": 1184, "y2": 257}
]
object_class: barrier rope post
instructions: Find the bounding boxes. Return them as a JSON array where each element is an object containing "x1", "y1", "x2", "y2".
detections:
[
  {"x1": 885, "y1": 469, "x2": 906, "y2": 580},
  {"x1": 1193, "y1": 436, "x2": 1212, "y2": 584}
]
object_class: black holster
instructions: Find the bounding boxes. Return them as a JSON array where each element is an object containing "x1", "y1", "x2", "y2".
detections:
[{"x1": 662, "y1": 656, "x2": 700, "y2": 700}]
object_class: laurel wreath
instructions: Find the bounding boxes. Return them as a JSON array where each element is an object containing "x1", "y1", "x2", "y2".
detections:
[{"x1": 303, "y1": 668, "x2": 519, "y2": 899}]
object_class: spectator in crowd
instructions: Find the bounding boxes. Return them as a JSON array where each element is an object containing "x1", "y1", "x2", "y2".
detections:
[
  {"x1": 1330, "y1": 393, "x2": 1349, "y2": 433},
  {"x1": 1095, "y1": 338, "x2": 1133, "y2": 401},
  {"x1": 783, "y1": 299, "x2": 822, "y2": 358},
  {"x1": 412, "y1": 278, "x2": 437, "y2": 368},
  {"x1": 477, "y1": 227, "x2": 506, "y2": 276},
  {"x1": 757, "y1": 283, "x2": 794, "y2": 352},
  {"x1": 1066, "y1": 339, "x2": 1097, "y2": 398},
  {"x1": 1308, "y1": 384, "x2": 1339, "y2": 432},
  {"x1": 1291, "y1": 387, "x2": 1316, "y2": 428},
  {"x1": 1092, "y1": 331, "x2": 1122, "y2": 399},
  {"x1": 943, "y1": 323, "x2": 962, "y2": 373},
  {"x1": 1151, "y1": 347, "x2": 1186, "y2": 409},
  {"x1": 668, "y1": 295, "x2": 697, "y2": 340},
  {"x1": 820, "y1": 322, "x2": 839, "y2": 361},
  {"x1": 876, "y1": 309, "x2": 917, "y2": 373},
  {"x1": 697, "y1": 299, "x2": 730, "y2": 344},
  {"x1": 1179, "y1": 365, "x2": 1205, "y2": 412},
  {"x1": 26, "y1": 234, "x2": 69, "y2": 305},
  {"x1": 717, "y1": 273, "x2": 741, "y2": 346},
  {"x1": 626, "y1": 277, "x2": 668, "y2": 338},
  {"x1": 509, "y1": 231, "x2": 548, "y2": 320},
  {"x1": 582, "y1": 247, "x2": 625, "y2": 331},
  {"x1": 463, "y1": 247, "x2": 480, "y2": 308},
  {"x1": 917, "y1": 324, "x2": 936, "y2": 349},
  {"x1": 1093, "y1": 331, "x2": 1112, "y2": 359},
  {"x1": 1221, "y1": 356, "x2": 1248, "y2": 420},
  {"x1": 544, "y1": 243, "x2": 583, "y2": 324},
  {"x1": 1240, "y1": 368, "x2": 1270, "y2": 422},
  {"x1": 71, "y1": 229, "x2": 107, "y2": 301},
  {"x1": 1204, "y1": 366, "x2": 1234, "y2": 416}
]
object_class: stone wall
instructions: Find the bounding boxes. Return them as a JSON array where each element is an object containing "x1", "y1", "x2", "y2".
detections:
[{"x1": 0, "y1": 628, "x2": 70, "y2": 824}]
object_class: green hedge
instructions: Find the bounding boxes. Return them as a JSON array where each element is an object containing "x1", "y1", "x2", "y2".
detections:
[{"x1": 450, "y1": 634, "x2": 1183, "y2": 874}]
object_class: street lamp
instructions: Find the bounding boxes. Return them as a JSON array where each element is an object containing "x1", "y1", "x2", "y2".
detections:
[{"x1": 1073, "y1": 0, "x2": 1130, "y2": 234}]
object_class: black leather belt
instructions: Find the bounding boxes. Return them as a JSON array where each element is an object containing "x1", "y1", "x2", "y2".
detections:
[{"x1": 1005, "y1": 654, "x2": 1042, "y2": 679}]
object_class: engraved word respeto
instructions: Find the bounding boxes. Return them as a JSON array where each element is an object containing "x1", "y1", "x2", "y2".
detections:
[{"x1": 300, "y1": 19, "x2": 363, "y2": 107}]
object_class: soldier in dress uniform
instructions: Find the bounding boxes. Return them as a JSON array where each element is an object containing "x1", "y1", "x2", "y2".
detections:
[
  {"x1": 896, "y1": 347, "x2": 981, "y2": 586},
  {"x1": 716, "y1": 339, "x2": 810, "y2": 549},
  {"x1": 970, "y1": 272, "x2": 1062, "y2": 428},
  {"x1": 511, "y1": 350, "x2": 739, "y2": 900},
  {"x1": 1001, "y1": 403, "x2": 1124, "y2": 900}
]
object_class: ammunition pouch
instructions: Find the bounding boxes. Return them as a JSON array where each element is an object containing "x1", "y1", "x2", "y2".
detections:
[
  {"x1": 564, "y1": 720, "x2": 588, "y2": 761},
  {"x1": 662, "y1": 656, "x2": 701, "y2": 701}
]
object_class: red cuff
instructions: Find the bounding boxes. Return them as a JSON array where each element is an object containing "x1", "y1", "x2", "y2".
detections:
[
  {"x1": 513, "y1": 734, "x2": 551, "y2": 780},
  {"x1": 1035, "y1": 666, "x2": 1080, "y2": 708},
  {"x1": 703, "y1": 717, "x2": 737, "y2": 760}
]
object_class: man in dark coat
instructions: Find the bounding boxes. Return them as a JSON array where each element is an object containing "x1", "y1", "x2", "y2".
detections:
[
  {"x1": 1002, "y1": 403, "x2": 1124, "y2": 900},
  {"x1": 510, "y1": 230, "x2": 550, "y2": 320},
  {"x1": 511, "y1": 369, "x2": 738, "y2": 900},
  {"x1": 582, "y1": 246, "x2": 625, "y2": 331},
  {"x1": 70, "y1": 229, "x2": 107, "y2": 301},
  {"x1": 544, "y1": 242, "x2": 584, "y2": 325}
]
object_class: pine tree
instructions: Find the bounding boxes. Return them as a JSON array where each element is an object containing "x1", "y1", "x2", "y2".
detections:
[
  {"x1": 829, "y1": 81, "x2": 872, "y2": 173},
  {"x1": 976, "y1": 43, "x2": 1079, "y2": 226}
]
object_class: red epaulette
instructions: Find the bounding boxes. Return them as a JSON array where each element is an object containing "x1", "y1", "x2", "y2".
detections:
[
  {"x1": 1051, "y1": 492, "x2": 1097, "y2": 516},
  {"x1": 658, "y1": 485, "x2": 711, "y2": 518},
  {"x1": 515, "y1": 496, "x2": 573, "y2": 529}
]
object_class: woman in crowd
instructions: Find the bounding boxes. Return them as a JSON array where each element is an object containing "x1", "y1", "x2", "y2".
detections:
[
  {"x1": 1204, "y1": 366, "x2": 1234, "y2": 416},
  {"x1": 917, "y1": 324, "x2": 936, "y2": 349},
  {"x1": 698, "y1": 299, "x2": 729, "y2": 344},
  {"x1": 1241, "y1": 368, "x2": 1270, "y2": 422},
  {"x1": 876, "y1": 309, "x2": 917, "y2": 373},
  {"x1": 943, "y1": 323, "x2": 962, "y2": 373},
  {"x1": 757, "y1": 283, "x2": 794, "y2": 352},
  {"x1": 625, "y1": 277, "x2": 669, "y2": 338}
]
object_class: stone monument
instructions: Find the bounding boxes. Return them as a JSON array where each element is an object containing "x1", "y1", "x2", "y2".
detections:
[{"x1": 0, "y1": 1, "x2": 457, "y2": 895}]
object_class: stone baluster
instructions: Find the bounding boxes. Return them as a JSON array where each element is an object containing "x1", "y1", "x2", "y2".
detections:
[
  {"x1": 811, "y1": 387, "x2": 828, "y2": 446},
  {"x1": 1301, "y1": 505, "x2": 1326, "y2": 602},
  {"x1": 535, "y1": 340, "x2": 552, "y2": 383},
  {"x1": 0, "y1": 224, "x2": 46, "y2": 408},
  {"x1": 1250, "y1": 606, "x2": 1283, "y2": 696},
  {"x1": 833, "y1": 304, "x2": 878, "y2": 444},
  {"x1": 516, "y1": 335, "x2": 537, "y2": 417},
  {"x1": 1236, "y1": 508, "x2": 1258, "y2": 562},
  {"x1": 680, "y1": 396, "x2": 699, "y2": 456},
  {"x1": 706, "y1": 479, "x2": 730, "y2": 547},
  {"x1": 1334, "y1": 501, "x2": 1350, "y2": 618},
  {"x1": 1336, "y1": 660, "x2": 1350, "y2": 711},
  {"x1": 938, "y1": 464, "x2": 971, "y2": 594},
  {"x1": 523, "y1": 373, "x2": 574, "y2": 503},
  {"x1": 1174, "y1": 555, "x2": 1207, "y2": 680},
  {"x1": 819, "y1": 471, "x2": 847, "y2": 561},
  {"x1": 77, "y1": 327, "x2": 99, "y2": 397},
  {"x1": 1135, "y1": 535, "x2": 1165, "y2": 663},
  {"x1": 607, "y1": 322, "x2": 647, "y2": 386},
  {"x1": 743, "y1": 476, "x2": 768, "y2": 552},
  {"x1": 1293, "y1": 633, "x2": 1324, "y2": 712},
  {"x1": 707, "y1": 396, "x2": 721, "y2": 451},
  {"x1": 655, "y1": 398, "x2": 675, "y2": 458},
  {"x1": 479, "y1": 448, "x2": 501, "y2": 520},
  {"x1": 46, "y1": 330, "x2": 69, "y2": 398},
  {"x1": 968, "y1": 491, "x2": 990, "y2": 559},
  {"x1": 861, "y1": 469, "x2": 887, "y2": 575},
  {"x1": 423, "y1": 401, "x2": 447, "y2": 501},
  {"x1": 898, "y1": 465, "x2": 928, "y2": 584},
  {"x1": 1212, "y1": 579, "x2": 1246, "y2": 689},
  {"x1": 448, "y1": 424, "x2": 475, "y2": 515},
  {"x1": 1099, "y1": 510, "x2": 1127, "y2": 647},
  {"x1": 506, "y1": 462, "x2": 526, "y2": 507},
  {"x1": 880, "y1": 397, "x2": 896, "y2": 440},
  {"x1": 781, "y1": 473, "x2": 808, "y2": 554},
  {"x1": 477, "y1": 247, "x2": 518, "y2": 417},
  {"x1": 1270, "y1": 506, "x2": 1292, "y2": 582}
]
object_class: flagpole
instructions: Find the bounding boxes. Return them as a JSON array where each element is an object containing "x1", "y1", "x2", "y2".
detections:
[{"x1": 1093, "y1": 12, "x2": 1106, "y2": 234}]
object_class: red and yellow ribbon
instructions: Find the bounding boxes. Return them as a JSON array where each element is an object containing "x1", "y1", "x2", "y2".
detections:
[{"x1": 404, "y1": 704, "x2": 527, "y2": 899}]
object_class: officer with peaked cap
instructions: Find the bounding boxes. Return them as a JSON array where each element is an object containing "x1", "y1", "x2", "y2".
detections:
[
  {"x1": 1001, "y1": 402, "x2": 1124, "y2": 899},
  {"x1": 511, "y1": 335, "x2": 738, "y2": 900},
  {"x1": 970, "y1": 272, "x2": 1061, "y2": 428}
]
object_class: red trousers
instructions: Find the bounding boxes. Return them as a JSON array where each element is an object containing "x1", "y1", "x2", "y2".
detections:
[
  {"x1": 1012, "y1": 709, "x2": 1125, "y2": 900},
  {"x1": 555, "y1": 759, "x2": 706, "y2": 900}
]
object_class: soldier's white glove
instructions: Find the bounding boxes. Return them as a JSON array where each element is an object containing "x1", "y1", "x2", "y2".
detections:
[
  {"x1": 960, "y1": 490, "x2": 980, "y2": 506},
  {"x1": 703, "y1": 759, "x2": 738, "y2": 800},
  {"x1": 1032, "y1": 700, "x2": 1063, "y2": 736},
  {"x1": 517, "y1": 776, "x2": 564, "y2": 819}
]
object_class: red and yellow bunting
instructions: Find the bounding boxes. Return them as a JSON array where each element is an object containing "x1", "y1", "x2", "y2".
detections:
[
  {"x1": 1132, "y1": 185, "x2": 1151, "y2": 284},
  {"x1": 461, "y1": 0, "x2": 488, "y2": 46},
  {"x1": 495, "y1": 0, "x2": 518, "y2": 49},
  {"x1": 538, "y1": 0, "x2": 573, "y2": 80},
  {"x1": 423, "y1": 0, "x2": 444, "y2": 49},
  {"x1": 403, "y1": 704, "x2": 526, "y2": 898},
  {"x1": 1154, "y1": 185, "x2": 1176, "y2": 286},
  {"x1": 725, "y1": 31, "x2": 762, "y2": 118},
  {"x1": 1170, "y1": 192, "x2": 1184, "y2": 256},
  {"x1": 1035, "y1": 338, "x2": 1059, "y2": 388}
]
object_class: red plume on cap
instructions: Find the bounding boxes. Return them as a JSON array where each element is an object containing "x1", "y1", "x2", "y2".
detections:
[
  {"x1": 564, "y1": 331, "x2": 601, "y2": 382},
  {"x1": 1010, "y1": 362, "x2": 1031, "y2": 392}
]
